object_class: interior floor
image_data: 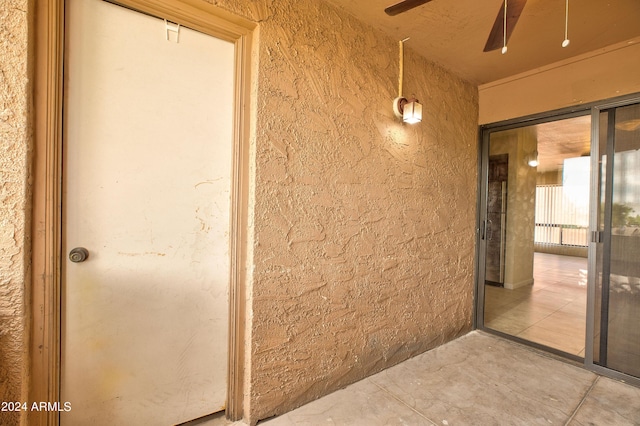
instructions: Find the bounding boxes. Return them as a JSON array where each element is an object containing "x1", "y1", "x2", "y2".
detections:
[
  {"x1": 205, "y1": 331, "x2": 640, "y2": 425},
  {"x1": 484, "y1": 252, "x2": 588, "y2": 356}
]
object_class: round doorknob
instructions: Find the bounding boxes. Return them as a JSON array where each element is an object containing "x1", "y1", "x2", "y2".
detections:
[{"x1": 69, "y1": 247, "x2": 89, "y2": 263}]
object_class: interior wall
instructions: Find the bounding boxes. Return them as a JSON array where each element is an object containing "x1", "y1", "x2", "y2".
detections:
[
  {"x1": 479, "y1": 38, "x2": 640, "y2": 124},
  {"x1": 537, "y1": 170, "x2": 562, "y2": 185},
  {"x1": 489, "y1": 128, "x2": 537, "y2": 289},
  {"x1": 0, "y1": 1, "x2": 31, "y2": 425},
  {"x1": 212, "y1": 0, "x2": 478, "y2": 422}
]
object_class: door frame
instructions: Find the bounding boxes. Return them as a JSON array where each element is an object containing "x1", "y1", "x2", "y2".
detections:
[
  {"x1": 475, "y1": 107, "x2": 590, "y2": 336},
  {"x1": 474, "y1": 92, "x2": 640, "y2": 385},
  {"x1": 585, "y1": 94, "x2": 640, "y2": 387},
  {"x1": 32, "y1": 0, "x2": 255, "y2": 424}
]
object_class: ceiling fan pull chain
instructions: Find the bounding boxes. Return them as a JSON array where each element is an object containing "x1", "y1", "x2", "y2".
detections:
[
  {"x1": 562, "y1": 0, "x2": 570, "y2": 47},
  {"x1": 502, "y1": 0, "x2": 508, "y2": 54}
]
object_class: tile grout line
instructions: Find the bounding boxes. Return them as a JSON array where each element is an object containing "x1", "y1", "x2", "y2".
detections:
[
  {"x1": 488, "y1": 253, "x2": 588, "y2": 356},
  {"x1": 564, "y1": 375, "x2": 600, "y2": 426},
  {"x1": 369, "y1": 379, "x2": 439, "y2": 426},
  {"x1": 510, "y1": 298, "x2": 584, "y2": 355}
]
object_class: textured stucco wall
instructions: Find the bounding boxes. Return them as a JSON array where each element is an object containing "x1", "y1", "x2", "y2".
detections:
[
  {"x1": 210, "y1": 0, "x2": 479, "y2": 422},
  {"x1": 4, "y1": 0, "x2": 477, "y2": 424},
  {"x1": 0, "y1": 1, "x2": 31, "y2": 425}
]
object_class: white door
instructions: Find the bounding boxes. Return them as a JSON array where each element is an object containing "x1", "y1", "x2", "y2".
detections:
[{"x1": 61, "y1": 0, "x2": 234, "y2": 424}]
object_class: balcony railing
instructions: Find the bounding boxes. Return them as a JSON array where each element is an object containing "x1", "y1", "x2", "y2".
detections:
[{"x1": 534, "y1": 223, "x2": 588, "y2": 247}]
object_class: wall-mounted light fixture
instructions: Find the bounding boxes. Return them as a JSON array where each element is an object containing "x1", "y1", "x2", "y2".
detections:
[
  {"x1": 392, "y1": 38, "x2": 422, "y2": 124},
  {"x1": 527, "y1": 151, "x2": 539, "y2": 167},
  {"x1": 393, "y1": 97, "x2": 422, "y2": 124}
]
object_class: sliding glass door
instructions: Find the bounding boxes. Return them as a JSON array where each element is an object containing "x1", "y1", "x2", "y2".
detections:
[
  {"x1": 478, "y1": 114, "x2": 590, "y2": 356},
  {"x1": 477, "y1": 93, "x2": 640, "y2": 385},
  {"x1": 590, "y1": 100, "x2": 640, "y2": 380}
]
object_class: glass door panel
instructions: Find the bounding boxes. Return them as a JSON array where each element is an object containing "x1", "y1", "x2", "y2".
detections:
[
  {"x1": 593, "y1": 102, "x2": 640, "y2": 378},
  {"x1": 481, "y1": 115, "x2": 590, "y2": 356}
]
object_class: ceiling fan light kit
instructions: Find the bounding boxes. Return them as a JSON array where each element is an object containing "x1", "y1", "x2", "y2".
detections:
[
  {"x1": 393, "y1": 38, "x2": 422, "y2": 124},
  {"x1": 385, "y1": 0, "x2": 529, "y2": 55},
  {"x1": 385, "y1": 0, "x2": 579, "y2": 54}
]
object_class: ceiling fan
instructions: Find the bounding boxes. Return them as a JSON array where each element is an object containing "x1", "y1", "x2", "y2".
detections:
[{"x1": 384, "y1": 0, "x2": 528, "y2": 52}]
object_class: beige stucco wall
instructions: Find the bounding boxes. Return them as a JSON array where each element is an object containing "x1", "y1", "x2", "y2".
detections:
[
  {"x1": 0, "y1": 1, "x2": 32, "y2": 426},
  {"x1": 479, "y1": 38, "x2": 640, "y2": 124},
  {"x1": 211, "y1": 1, "x2": 478, "y2": 421},
  {"x1": 2, "y1": 0, "x2": 478, "y2": 424}
]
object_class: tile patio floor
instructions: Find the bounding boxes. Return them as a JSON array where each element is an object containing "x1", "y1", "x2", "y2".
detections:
[
  {"x1": 201, "y1": 331, "x2": 640, "y2": 425},
  {"x1": 484, "y1": 253, "x2": 588, "y2": 356}
]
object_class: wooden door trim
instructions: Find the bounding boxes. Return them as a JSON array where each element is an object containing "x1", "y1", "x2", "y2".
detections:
[{"x1": 32, "y1": 1, "x2": 255, "y2": 423}]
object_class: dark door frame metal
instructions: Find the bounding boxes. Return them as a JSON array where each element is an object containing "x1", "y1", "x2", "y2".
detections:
[
  {"x1": 475, "y1": 92, "x2": 640, "y2": 388},
  {"x1": 586, "y1": 95, "x2": 640, "y2": 387}
]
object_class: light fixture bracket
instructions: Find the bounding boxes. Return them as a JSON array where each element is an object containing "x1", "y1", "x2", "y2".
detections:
[{"x1": 393, "y1": 96, "x2": 409, "y2": 118}]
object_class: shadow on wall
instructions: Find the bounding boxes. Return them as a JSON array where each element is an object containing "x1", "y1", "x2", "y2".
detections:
[{"x1": 0, "y1": 323, "x2": 21, "y2": 425}]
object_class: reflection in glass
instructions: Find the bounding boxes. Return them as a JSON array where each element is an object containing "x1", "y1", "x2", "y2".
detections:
[
  {"x1": 483, "y1": 115, "x2": 590, "y2": 356},
  {"x1": 594, "y1": 103, "x2": 640, "y2": 378}
]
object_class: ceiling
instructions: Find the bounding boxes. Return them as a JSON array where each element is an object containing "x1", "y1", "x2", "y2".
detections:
[
  {"x1": 495, "y1": 105, "x2": 640, "y2": 174},
  {"x1": 326, "y1": 0, "x2": 640, "y2": 84},
  {"x1": 533, "y1": 114, "x2": 591, "y2": 173}
]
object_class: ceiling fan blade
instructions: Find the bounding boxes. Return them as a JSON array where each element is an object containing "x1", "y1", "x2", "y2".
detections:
[
  {"x1": 483, "y1": 0, "x2": 528, "y2": 52},
  {"x1": 385, "y1": 0, "x2": 433, "y2": 16}
]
